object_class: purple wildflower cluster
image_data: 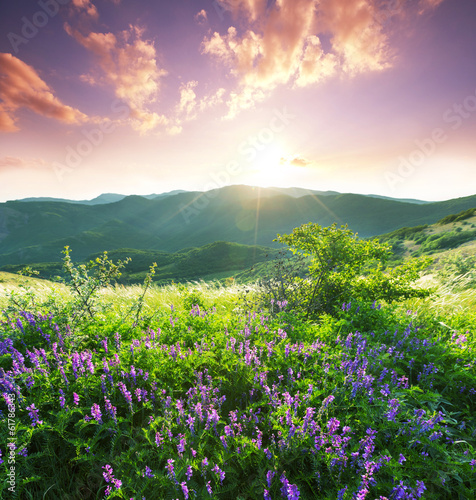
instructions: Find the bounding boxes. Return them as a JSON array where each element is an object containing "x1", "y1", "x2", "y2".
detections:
[{"x1": 0, "y1": 301, "x2": 474, "y2": 498}]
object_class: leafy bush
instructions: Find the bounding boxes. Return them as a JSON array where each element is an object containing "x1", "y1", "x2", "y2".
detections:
[{"x1": 257, "y1": 223, "x2": 431, "y2": 319}]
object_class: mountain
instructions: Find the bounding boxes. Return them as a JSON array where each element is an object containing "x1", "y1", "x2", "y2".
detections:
[
  {"x1": 1, "y1": 185, "x2": 475, "y2": 267},
  {"x1": 15, "y1": 187, "x2": 427, "y2": 204},
  {"x1": 15, "y1": 190, "x2": 188, "y2": 205}
]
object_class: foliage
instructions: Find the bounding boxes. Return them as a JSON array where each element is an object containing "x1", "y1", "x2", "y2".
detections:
[
  {"x1": 61, "y1": 247, "x2": 131, "y2": 325},
  {"x1": 2, "y1": 189, "x2": 476, "y2": 268},
  {"x1": 436, "y1": 254, "x2": 476, "y2": 289},
  {"x1": 257, "y1": 223, "x2": 431, "y2": 319},
  {"x1": 437, "y1": 208, "x2": 476, "y2": 225},
  {"x1": 0, "y1": 273, "x2": 475, "y2": 499}
]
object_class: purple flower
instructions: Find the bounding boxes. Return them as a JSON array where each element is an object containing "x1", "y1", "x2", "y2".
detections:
[
  {"x1": 73, "y1": 392, "x2": 80, "y2": 405},
  {"x1": 26, "y1": 403, "x2": 43, "y2": 427},
  {"x1": 181, "y1": 482, "x2": 189, "y2": 499},
  {"x1": 212, "y1": 464, "x2": 225, "y2": 484},
  {"x1": 155, "y1": 432, "x2": 163, "y2": 447},
  {"x1": 177, "y1": 436, "x2": 186, "y2": 454},
  {"x1": 91, "y1": 403, "x2": 102, "y2": 423},
  {"x1": 398, "y1": 454, "x2": 406, "y2": 464},
  {"x1": 266, "y1": 470, "x2": 275, "y2": 488},
  {"x1": 102, "y1": 464, "x2": 122, "y2": 490},
  {"x1": 143, "y1": 466, "x2": 154, "y2": 478},
  {"x1": 59, "y1": 389, "x2": 66, "y2": 409},
  {"x1": 186, "y1": 465, "x2": 193, "y2": 481},
  {"x1": 166, "y1": 458, "x2": 175, "y2": 479},
  {"x1": 206, "y1": 480, "x2": 213, "y2": 496},
  {"x1": 264, "y1": 489, "x2": 271, "y2": 500},
  {"x1": 104, "y1": 398, "x2": 117, "y2": 423}
]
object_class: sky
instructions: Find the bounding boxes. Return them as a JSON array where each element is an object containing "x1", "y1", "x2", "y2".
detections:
[{"x1": 0, "y1": 0, "x2": 476, "y2": 203}]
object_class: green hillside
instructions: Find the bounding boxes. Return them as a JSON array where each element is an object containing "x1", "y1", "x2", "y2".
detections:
[
  {"x1": 0, "y1": 241, "x2": 278, "y2": 285},
  {"x1": 1, "y1": 186, "x2": 476, "y2": 267},
  {"x1": 377, "y1": 207, "x2": 476, "y2": 262}
]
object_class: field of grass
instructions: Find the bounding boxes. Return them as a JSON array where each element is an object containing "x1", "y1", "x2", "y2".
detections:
[{"x1": 0, "y1": 262, "x2": 475, "y2": 500}]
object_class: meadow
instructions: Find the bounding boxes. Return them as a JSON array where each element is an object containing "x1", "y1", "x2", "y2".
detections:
[{"x1": 0, "y1": 235, "x2": 475, "y2": 499}]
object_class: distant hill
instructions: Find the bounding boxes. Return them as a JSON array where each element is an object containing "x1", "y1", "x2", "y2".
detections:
[
  {"x1": 377, "y1": 207, "x2": 476, "y2": 262},
  {"x1": 15, "y1": 187, "x2": 428, "y2": 205},
  {"x1": 16, "y1": 190, "x2": 188, "y2": 205},
  {"x1": 1, "y1": 241, "x2": 278, "y2": 285},
  {"x1": 1, "y1": 185, "x2": 475, "y2": 268}
]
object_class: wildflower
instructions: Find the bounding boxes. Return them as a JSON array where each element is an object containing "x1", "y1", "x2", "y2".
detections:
[
  {"x1": 104, "y1": 398, "x2": 117, "y2": 423},
  {"x1": 166, "y1": 458, "x2": 175, "y2": 479},
  {"x1": 59, "y1": 389, "x2": 66, "y2": 409},
  {"x1": 181, "y1": 482, "x2": 189, "y2": 499},
  {"x1": 186, "y1": 465, "x2": 193, "y2": 480},
  {"x1": 337, "y1": 486, "x2": 347, "y2": 500},
  {"x1": 266, "y1": 470, "x2": 275, "y2": 488},
  {"x1": 91, "y1": 403, "x2": 102, "y2": 423},
  {"x1": 102, "y1": 464, "x2": 122, "y2": 490},
  {"x1": 322, "y1": 395, "x2": 334, "y2": 409},
  {"x1": 73, "y1": 392, "x2": 80, "y2": 405},
  {"x1": 26, "y1": 403, "x2": 43, "y2": 427},
  {"x1": 139, "y1": 465, "x2": 152, "y2": 478},
  {"x1": 0, "y1": 449, "x2": 3, "y2": 465},
  {"x1": 416, "y1": 481, "x2": 426, "y2": 497},
  {"x1": 177, "y1": 436, "x2": 186, "y2": 454},
  {"x1": 264, "y1": 489, "x2": 271, "y2": 500},
  {"x1": 155, "y1": 432, "x2": 163, "y2": 447},
  {"x1": 206, "y1": 480, "x2": 213, "y2": 496},
  {"x1": 398, "y1": 454, "x2": 406, "y2": 464},
  {"x1": 212, "y1": 464, "x2": 225, "y2": 484}
]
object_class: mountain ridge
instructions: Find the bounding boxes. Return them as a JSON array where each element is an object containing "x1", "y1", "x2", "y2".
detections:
[{"x1": 1, "y1": 185, "x2": 474, "y2": 267}]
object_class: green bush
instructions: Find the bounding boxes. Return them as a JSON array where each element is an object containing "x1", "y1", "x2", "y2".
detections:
[{"x1": 258, "y1": 223, "x2": 431, "y2": 319}]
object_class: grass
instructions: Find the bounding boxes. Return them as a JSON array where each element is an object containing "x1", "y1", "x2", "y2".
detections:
[{"x1": 0, "y1": 272, "x2": 475, "y2": 499}]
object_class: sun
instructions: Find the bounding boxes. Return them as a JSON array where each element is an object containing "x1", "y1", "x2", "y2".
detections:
[{"x1": 246, "y1": 144, "x2": 294, "y2": 187}]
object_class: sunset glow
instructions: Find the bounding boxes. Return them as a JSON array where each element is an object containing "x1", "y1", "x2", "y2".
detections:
[{"x1": 1, "y1": 0, "x2": 475, "y2": 202}]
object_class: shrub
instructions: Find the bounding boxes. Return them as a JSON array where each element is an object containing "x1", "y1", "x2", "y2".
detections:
[{"x1": 258, "y1": 223, "x2": 431, "y2": 319}]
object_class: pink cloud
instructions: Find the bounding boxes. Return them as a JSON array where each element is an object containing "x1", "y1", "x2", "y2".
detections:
[
  {"x1": 194, "y1": 9, "x2": 208, "y2": 25},
  {"x1": 317, "y1": 0, "x2": 391, "y2": 74},
  {"x1": 203, "y1": 0, "x2": 447, "y2": 117},
  {"x1": 71, "y1": 0, "x2": 99, "y2": 20},
  {"x1": 0, "y1": 156, "x2": 49, "y2": 171},
  {"x1": 0, "y1": 53, "x2": 88, "y2": 133},
  {"x1": 65, "y1": 24, "x2": 169, "y2": 133}
]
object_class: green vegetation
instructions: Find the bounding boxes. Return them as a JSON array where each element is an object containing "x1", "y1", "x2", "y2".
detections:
[
  {"x1": 1, "y1": 224, "x2": 475, "y2": 499},
  {"x1": 256, "y1": 223, "x2": 431, "y2": 318},
  {"x1": 2, "y1": 187, "x2": 476, "y2": 268},
  {"x1": 0, "y1": 242, "x2": 278, "y2": 286},
  {"x1": 437, "y1": 208, "x2": 476, "y2": 225}
]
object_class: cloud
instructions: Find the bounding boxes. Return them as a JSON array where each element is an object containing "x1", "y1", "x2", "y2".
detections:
[
  {"x1": 0, "y1": 156, "x2": 49, "y2": 171},
  {"x1": 294, "y1": 36, "x2": 337, "y2": 87},
  {"x1": 317, "y1": 0, "x2": 392, "y2": 74},
  {"x1": 177, "y1": 80, "x2": 199, "y2": 121},
  {"x1": 418, "y1": 0, "x2": 445, "y2": 14},
  {"x1": 194, "y1": 9, "x2": 208, "y2": 25},
  {"x1": 65, "y1": 23, "x2": 169, "y2": 133},
  {"x1": 0, "y1": 53, "x2": 88, "y2": 133},
  {"x1": 203, "y1": 0, "x2": 447, "y2": 117},
  {"x1": 215, "y1": 0, "x2": 267, "y2": 22},
  {"x1": 289, "y1": 156, "x2": 311, "y2": 167},
  {"x1": 71, "y1": 0, "x2": 99, "y2": 20}
]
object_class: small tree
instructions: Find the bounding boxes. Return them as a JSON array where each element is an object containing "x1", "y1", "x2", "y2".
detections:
[{"x1": 261, "y1": 223, "x2": 431, "y2": 318}]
